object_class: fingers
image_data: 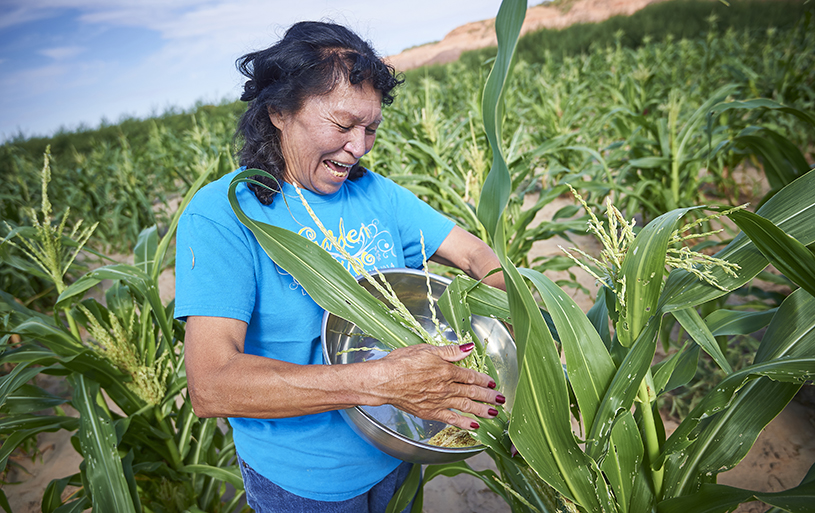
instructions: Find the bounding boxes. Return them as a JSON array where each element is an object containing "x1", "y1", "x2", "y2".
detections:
[
  {"x1": 435, "y1": 341, "x2": 477, "y2": 363},
  {"x1": 432, "y1": 343, "x2": 496, "y2": 390},
  {"x1": 374, "y1": 343, "x2": 507, "y2": 430}
]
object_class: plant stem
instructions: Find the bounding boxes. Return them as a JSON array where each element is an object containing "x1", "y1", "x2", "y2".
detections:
[
  {"x1": 637, "y1": 378, "x2": 664, "y2": 500},
  {"x1": 65, "y1": 309, "x2": 82, "y2": 340},
  {"x1": 156, "y1": 409, "x2": 183, "y2": 470}
]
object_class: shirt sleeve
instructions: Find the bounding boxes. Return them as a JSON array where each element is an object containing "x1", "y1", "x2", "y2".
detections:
[
  {"x1": 174, "y1": 211, "x2": 257, "y2": 323},
  {"x1": 386, "y1": 179, "x2": 455, "y2": 269}
]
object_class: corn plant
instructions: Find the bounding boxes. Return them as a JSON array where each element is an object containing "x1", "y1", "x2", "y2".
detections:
[
  {"x1": 0, "y1": 151, "x2": 250, "y2": 512},
  {"x1": 225, "y1": 2, "x2": 815, "y2": 512}
]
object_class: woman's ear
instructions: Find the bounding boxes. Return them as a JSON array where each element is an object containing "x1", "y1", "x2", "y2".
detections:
[{"x1": 268, "y1": 106, "x2": 286, "y2": 130}]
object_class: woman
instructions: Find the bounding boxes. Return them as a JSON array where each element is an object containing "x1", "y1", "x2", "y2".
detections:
[{"x1": 175, "y1": 21, "x2": 506, "y2": 512}]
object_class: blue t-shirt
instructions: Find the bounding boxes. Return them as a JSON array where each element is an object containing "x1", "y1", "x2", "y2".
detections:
[{"x1": 174, "y1": 168, "x2": 454, "y2": 501}]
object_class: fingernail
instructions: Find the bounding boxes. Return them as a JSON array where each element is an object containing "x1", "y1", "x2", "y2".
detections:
[
  {"x1": 488, "y1": 408, "x2": 498, "y2": 417},
  {"x1": 487, "y1": 380, "x2": 496, "y2": 389},
  {"x1": 511, "y1": 444, "x2": 518, "y2": 458},
  {"x1": 470, "y1": 421, "x2": 480, "y2": 430},
  {"x1": 459, "y1": 342, "x2": 475, "y2": 353},
  {"x1": 496, "y1": 394, "x2": 506, "y2": 405}
]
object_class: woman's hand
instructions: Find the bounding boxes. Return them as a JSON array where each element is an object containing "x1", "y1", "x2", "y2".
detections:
[{"x1": 370, "y1": 343, "x2": 506, "y2": 431}]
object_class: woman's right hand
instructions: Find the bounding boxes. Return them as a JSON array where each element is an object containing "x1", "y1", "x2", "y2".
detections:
[{"x1": 368, "y1": 343, "x2": 506, "y2": 431}]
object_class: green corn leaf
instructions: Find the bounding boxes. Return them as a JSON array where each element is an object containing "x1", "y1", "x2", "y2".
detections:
[
  {"x1": 673, "y1": 308, "x2": 732, "y2": 373},
  {"x1": 0, "y1": 361, "x2": 39, "y2": 409},
  {"x1": 704, "y1": 308, "x2": 777, "y2": 336},
  {"x1": 508, "y1": 258, "x2": 616, "y2": 511},
  {"x1": 0, "y1": 429, "x2": 35, "y2": 475},
  {"x1": 391, "y1": 174, "x2": 485, "y2": 239},
  {"x1": 731, "y1": 130, "x2": 809, "y2": 190},
  {"x1": 629, "y1": 157, "x2": 670, "y2": 168},
  {"x1": 121, "y1": 451, "x2": 143, "y2": 513},
  {"x1": 228, "y1": 170, "x2": 424, "y2": 350},
  {"x1": 518, "y1": 267, "x2": 616, "y2": 434},
  {"x1": 68, "y1": 374, "x2": 136, "y2": 513},
  {"x1": 0, "y1": 414, "x2": 79, "y2": 435},
  {"x1": 436, "y1": 277, "x2": 501, "y2": 387},
  {"x1": 1, "y1": 383, "x2": 67, "y2": 415},
  {"x1": 728, "y1": 209, "x2": 815, "y2": 298},
  {"x1": 709, "y1": 98, "x2": 815, "y2": 128},
  {"x1": 660, "y1": 442, "x2": 815, "y2": 513},
  {"x1": 662, "y1": 377, "x2": 802, "y2": 500},
  {"x1": 386, "y1": 464, "x2": 423, "y2": 513},
  {"x1": 422, "y1": 461, "x2": 509, "y2": 505},
  {"x1": 0, "y1": 345, "x2": 60, "y2": 366},
  {"x1": 587, "y1": 287, "x2": 613, "y2": 350},
  {"x1": 660, "y1": 169, "x2": 815, "y2": 312},
  {"x1": 8, "y1": 317, "x2": 84, "y2": 356},
  {"x1": 52, "y1": 497, "x2": 91, "y2": 513},
  {"x1": 437, "y1": 275, "x2": 476, "y2": 339},
  {"x1": 658, "y1": 345, "x2": 700, "y2": 395},
  {"x1": 476, "y1": 0, "x2": 526, "y2": 241},
  {"x1": 585, "y1": 317, "x2": 661, "y2": 463},
  {"x1": 660, "y1": 288, "x2": 815, "y2": 494},
  {"x1": 755, "y1": 288, "x2": 815, "y2": 364},
  {"x1": 10, "y1": 318, "x2": 144, "y2": 413},
  {"x1": 175, "y1": 397, "x2": 198, "y2": 461},
  {"x1": 676, "y1": 84, "x2": 741, "y2": 164},
  {"x1": 509, "y1": 286, "x2": 617, "y2": 511},
  {"x1": 661, "y1": 302, "x2": 815, "y2": 459},
  {"x1": 618, "y1": 208, "x2": 694, "y2": 347},
  {"x1": 454, "y1": 275, "x2": 511, "y2": 323},
  {"x1": 178, "y1": 464, "x2": 244, "y2": 490},
  {"x1": 134, "y1": 226, "x2": 158, "y2": 275},
  {"x1": 600, "y1": 412, "x2": 643, "y2": 513},
  {"x1": 0, "y1": 288, "x2": 53, "y2": 324},
  {"x1": 42, "y1": 475, "x2": 76, "y2": 513}
]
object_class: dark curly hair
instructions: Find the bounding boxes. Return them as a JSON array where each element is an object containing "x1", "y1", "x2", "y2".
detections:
[{"x1": 235, "y1": 21, "x2": 404, "y2": 204}]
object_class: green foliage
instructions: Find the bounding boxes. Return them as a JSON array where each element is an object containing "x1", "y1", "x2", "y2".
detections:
[
  {"x1": 1, "y1": 0, "x2": 814, "y2": 511},
  {"x1": 461, "y1": 0, "x2": 810, "y2": 68},
  {"x1": 1, "y1": 152, "x2": 249, "y2": 512}
]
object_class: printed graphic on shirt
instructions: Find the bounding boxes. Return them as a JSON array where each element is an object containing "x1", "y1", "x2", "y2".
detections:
[{"x1": 276, "y1": 217, "x2": 397, "y2": 293}]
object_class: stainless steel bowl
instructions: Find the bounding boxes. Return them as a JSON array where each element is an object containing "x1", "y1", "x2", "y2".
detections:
[{"x1": 321, "y1": 268, "x2": 517, "y2": 464}]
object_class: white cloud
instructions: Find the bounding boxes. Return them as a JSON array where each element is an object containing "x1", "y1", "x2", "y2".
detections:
[
  {"x1": 1, "y1": 0, "x2": 538, "y2": 139},
  {"x1": 39, "y1": 45, "x2": 86, "y2": 60}
]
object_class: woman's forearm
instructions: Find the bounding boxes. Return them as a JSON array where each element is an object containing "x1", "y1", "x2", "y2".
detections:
[{"x1": 184, "y1": 316, "x2": 503, "y2": 430}]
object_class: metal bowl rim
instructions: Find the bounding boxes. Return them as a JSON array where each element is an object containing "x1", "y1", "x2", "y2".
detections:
[{"x1": 320, "y1": 268, "x2": 491, "y2": 456}]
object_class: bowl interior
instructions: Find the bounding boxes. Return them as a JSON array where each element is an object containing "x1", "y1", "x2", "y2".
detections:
[{"x1": 321, "y1": 268, "x2": 517, "y2": 462}]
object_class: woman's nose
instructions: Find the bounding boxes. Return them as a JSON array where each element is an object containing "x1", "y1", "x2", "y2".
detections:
[{"x1": 344, "y1": 127, "x2": 367, "y2": 159}]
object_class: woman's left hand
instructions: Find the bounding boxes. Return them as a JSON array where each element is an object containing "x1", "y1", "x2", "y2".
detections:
[{"x1": 364, "y1": 342, "x2": 505, "y2": 431}]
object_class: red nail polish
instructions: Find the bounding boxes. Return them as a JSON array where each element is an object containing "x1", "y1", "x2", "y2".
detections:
[
  {"x1": 496, "y1": 394, "x2": 506, "y2": 405},
  {"x1": 470, "y1": 421, "x2": 480, "y2": 430},
  {"x1": 488, "y1": 408, "x2": 498, "y2": 417},
  {"x1": 459, "y1": 342, "x2": 475, "y2": 353},
  {"x1": 487, "y1": 380, "x2": 496, "y2": 389}
]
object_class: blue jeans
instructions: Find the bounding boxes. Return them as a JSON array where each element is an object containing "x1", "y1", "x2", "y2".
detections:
[{"x1": 236, "y1": 454, "x2": 416, "y2": 513}]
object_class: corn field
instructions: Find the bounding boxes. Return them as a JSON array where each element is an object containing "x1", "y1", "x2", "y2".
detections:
[{"x1": 2, "y1": 0, "x2": 814, "y2": 511}]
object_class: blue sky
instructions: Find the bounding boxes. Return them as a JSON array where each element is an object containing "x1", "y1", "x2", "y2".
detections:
[{"x1": 0, "y1": 1, "x2": 538, "y2": 141}]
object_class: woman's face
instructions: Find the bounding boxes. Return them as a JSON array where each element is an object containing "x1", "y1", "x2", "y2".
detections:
[{"x1": 272, "y1": 80, "x2": 382, "y2": 195}]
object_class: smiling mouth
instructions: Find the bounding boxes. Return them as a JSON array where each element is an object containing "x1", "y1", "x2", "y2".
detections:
[{"x1": 323, "y1": 159, "x2": 354, "y2": 178}]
